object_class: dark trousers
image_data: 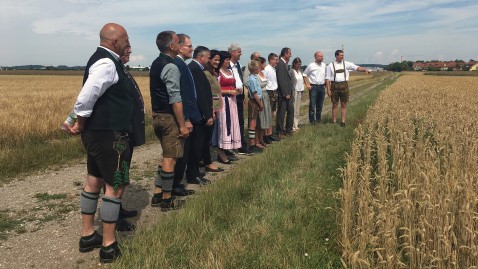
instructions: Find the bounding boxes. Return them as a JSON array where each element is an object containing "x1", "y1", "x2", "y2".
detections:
[
  {"x1": 236, "y1": 94, "x2": 247, "y2": 149},
  {"x1": 201, "y1": 123, "x2": 214, "y2": 166},
  {"x1": 173, "y1": 122, "x2": 206, "y2": 184},
  {"x1": 309, "y1": 85, "x2": 325, "y2": 123},
  {"x1": 275, "y1": 96, "x2": 294, "y2": 134}
]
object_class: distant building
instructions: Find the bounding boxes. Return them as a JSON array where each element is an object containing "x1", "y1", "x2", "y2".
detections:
[{"x1": 412, "y1": 61, "x2": 477, "y2": 71}]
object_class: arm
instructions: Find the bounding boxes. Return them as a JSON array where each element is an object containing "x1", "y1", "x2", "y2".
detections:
[
  {"x1": 276, "y1": 62, "x2": 289, "y2": 97},
  {"x1": 162, "y1": 64, "x2": 189, "y2": 138},
  {"x1": 74, "y1": 59, "x2": 118, "y2": 119},
  {"x1": 356, "y1": 66, "x2": 371, "y2": 74}
]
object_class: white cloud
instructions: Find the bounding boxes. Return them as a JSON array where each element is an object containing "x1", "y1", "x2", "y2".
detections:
[{"x1": 1, "y1": 0, "x2": 477, "y2": 66}]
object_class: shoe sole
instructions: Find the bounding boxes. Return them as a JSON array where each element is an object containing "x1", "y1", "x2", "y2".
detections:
[{"x1": 79, "y1": 245, "x2": 101, "y2": 253}]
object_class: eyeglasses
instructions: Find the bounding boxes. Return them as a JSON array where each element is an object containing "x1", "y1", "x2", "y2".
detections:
[{"x1": 181, "y1": 44, "x2": 193, "y2": 48}]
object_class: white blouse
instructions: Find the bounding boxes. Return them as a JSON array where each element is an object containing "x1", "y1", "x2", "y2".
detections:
[{"x1": 290, "y1": 69, "x2": 304, "y2": 92}]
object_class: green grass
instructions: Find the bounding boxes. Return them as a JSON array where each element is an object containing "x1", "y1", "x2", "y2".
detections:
[
  {"x1": 34, "y1": 192, "x2": 68, "y2": 201},
  {"x1": 113, "y1": 73, "x2": 398, "y2": 268},
  {"x1": 0, "y1": 210, "x2": 23, "y2": 240}
]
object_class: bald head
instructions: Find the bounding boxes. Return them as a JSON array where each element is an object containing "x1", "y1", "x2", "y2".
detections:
[{"x1": 99, "y1": 23, "x2": 130, "y2": 57}]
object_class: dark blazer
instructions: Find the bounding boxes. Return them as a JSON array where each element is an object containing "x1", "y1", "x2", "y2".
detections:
[
  {"x1": 174, "y1": 56, "x2": 203, "y2": 123},
  {"x1": 188, "y1": 60, "x2": 213, "y2": 123},
  {"x1": 231, "y1": 61, "x2": 244, "y2": 99},
  {"x1": 125, "y1": 70, "x2": 146, "y2": 147},
  {"x1": 276, "y1": 58, "x2": 293, "y2": 97}
]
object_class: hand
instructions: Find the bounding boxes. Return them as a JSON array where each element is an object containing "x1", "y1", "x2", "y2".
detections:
[
  {"x1": 327, "y1": 90, "x2": 331, "y2": 97},
  {"x1": 307, "y1": 85, "x2": 312, "y2": 90},
  {"x1": 179, "y1": 126, "x2": 190, "y2": 138},
  {"x1": 206, "y1": 118, "x2": 214, "y2": 126},
  {"x1": 259, "y1": 104, "x2": 264, "y2": 111},
  {"x1": 63, "y1": 121, "x2": 81, "y2": 135},
  {"x1": 285, "y1": 95, "x2": 291, "y2": 100},
  {"x1": 185, "y1": 120, "x2": 193, "y2": 132},
  {"x1": 366, "y1": 70, "x2": 371, "y2": 75},
  {"x1": 236, "y1": 88, "x2": 243, "y2": 94}
]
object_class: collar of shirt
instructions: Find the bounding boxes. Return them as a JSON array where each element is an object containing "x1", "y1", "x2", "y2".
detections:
[
  {"x1": 177, "y1": 55, "x2": 186, "y2": 61},
  {"x1": 99, "y1": 46, "x2": 120, "y2": 61},
  {"x1": 193, "y1": 59, "x2": 204, "y2": 70},
  {"x1": 281, "y1": 57, "x2": 287, "y2": 64}
]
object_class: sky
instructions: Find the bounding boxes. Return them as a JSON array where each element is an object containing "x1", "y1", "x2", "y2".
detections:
[{"x1": 1, "y1": 0, "x2": 477, "y2": 67}]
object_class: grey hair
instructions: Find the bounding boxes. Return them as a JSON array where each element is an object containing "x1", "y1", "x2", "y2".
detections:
[{"x1": 228, "y1": 43, "x2": 241, "y2": 52}]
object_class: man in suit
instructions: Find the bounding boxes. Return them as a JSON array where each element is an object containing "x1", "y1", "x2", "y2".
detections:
[
  {"x1": 171, "y1": 33, "x2": 204, "y2": 194},
  {"x1": 228, "y1": 43, "x2": 250, "y2": 155},
  {"x1": 186, "y1": 46, "x2": 214, "y2": 185},
  {"x1": 275, "y1": 47, "x2": 294, "y2": 137}
]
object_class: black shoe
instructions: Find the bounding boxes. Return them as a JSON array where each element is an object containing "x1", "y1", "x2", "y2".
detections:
[
  {"x1": 228, "y1": 155, "x2": 239, "y2": 161},
  {"x1": 340, "y1": 122, "x2": 346, "y2": 127},
  {"x1": 217, "y1": 155, "x2": 232, "y2": 164},
  {"x1": 269, "y1": 135, "x2": 279, "y2": 142},
  {"x1": 160, "y1": 198, "x2": 185, "y2": 212},
  {"x1": 224, "y1": 150, "x2": 236, "y2": 157},
  {"x1": 187, "y1": 177, "x2": 211, "y2": 185},
  {"x1": 263, "y1": 136, "x2": 272, "y2": 144},
  {"x1": 172, "y1": 187, "x2": 195, "y2": 196},
  {"x1": 151, "y1": 193, "x2": 163, "y2": 207},
  {"x1": 79, "y1": 231, "x2": 103, "y2": 253},
  {"x1": 250, "y1": 145, "x2": 263, "y2": 153},
  {"x1": 237, "y1": 148, "x2": 247, "y2": 155},
  {"x1": 99, "y1": 241, "x2": 121, "y2": 263},
  {"x1": 205, "y1": 166, "x2": 224, "y2": 172},
  {"x1": 199, "y1": 170, "x2": 206, "y2": 177},
  {"x1": 116, "y1": 218, "x2": 135, "y2": 232},
  {"x1": 119, "y1": 204, "x2": 137, "y2": 218}
]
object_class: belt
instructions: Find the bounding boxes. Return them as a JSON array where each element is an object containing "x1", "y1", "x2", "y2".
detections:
[{"x1": 311, "y1": 84, "x2": 325, "y2": 87}]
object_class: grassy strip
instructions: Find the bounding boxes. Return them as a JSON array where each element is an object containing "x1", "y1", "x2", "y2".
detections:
[{"x1": 113, "y1": 74, "x2": 398, "y2": 268}]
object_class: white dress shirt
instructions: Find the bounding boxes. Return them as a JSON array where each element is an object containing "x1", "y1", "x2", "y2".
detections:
[
  {"x1": 74, "y1": 46, "x2": 120, "y2": 117},
  {"x1": 262, "y1": 64, "x2": 278, "y2": 91},
  {"x1": 303, "y1": 62, "x2": 326, "y2": 85},
  {"x1": 230, "y1": 61, "x2": 243, "y2": 89},
  {"x1": 325, "y1": 61, "x2": 359, "y2": 82}
]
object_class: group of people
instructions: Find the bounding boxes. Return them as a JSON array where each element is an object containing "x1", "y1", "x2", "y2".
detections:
[{"x1": 64, "y1": 23, "x2": 371, "y2": 263}]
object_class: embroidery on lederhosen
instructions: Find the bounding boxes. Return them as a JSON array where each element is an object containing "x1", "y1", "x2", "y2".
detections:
[{"x1": 112, "y1": 135, "x2": 129, "y2": 190}]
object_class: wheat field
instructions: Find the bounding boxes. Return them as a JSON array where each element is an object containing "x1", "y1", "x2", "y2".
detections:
[
  {"x1": 340, "y1": 75, "x2": 478, "y2": 268},
  {"x1": 0, "y1": 74, "x2": 151, "y2": 149}
]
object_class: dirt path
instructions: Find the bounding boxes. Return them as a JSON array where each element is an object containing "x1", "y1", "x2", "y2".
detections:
[{"x1": 0, "y1": 74, "x2": 394, "y2": 268}]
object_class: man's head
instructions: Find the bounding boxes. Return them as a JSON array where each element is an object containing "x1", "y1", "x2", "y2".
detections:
[
  {"x1": 177, "y1": 33, "x2": 193, "y2": 60},
  {"x1": 120, "y1": 46, "x2": 132, "y2": 64},
  {"x1": 193, "y1": 46, "x2": 211, "y2": 66},
  {"x1": 99, "y1": 23, "x2": 130, "y2": 57},
  {"x1": 156, "y1": 31, "x2": 179, "y2": 57},
  {"x1": 280, "y1": 47, "x2": 292, "y2": 62},
  {"x1": 228, "y1": 43, "x2": 242, "y2": 63},
  {"x1": 335, "y1": 50, "x2": 344, "y2": 62},
  {"x1": 268, "y1": 53, "x2": 279, "y2": 67},
  {"x1": 250, "y1": 52, "x2": 260, "y2": 61},
  {"x1": 314, "y1": 51, "x2": 324, "y2": 64}
]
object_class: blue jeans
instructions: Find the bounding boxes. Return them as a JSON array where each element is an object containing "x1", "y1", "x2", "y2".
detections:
[{"x1": 309, "y1": 85, "x2": 325, "y2": 123}]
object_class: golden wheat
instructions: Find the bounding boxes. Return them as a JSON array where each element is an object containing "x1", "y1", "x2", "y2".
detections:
[
  {"x1": 0, "y1": 75, "x2": 151, "y2": 149},
  {"x1": 340, "y1": 75, "x2": 478, "y2": 268}
]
